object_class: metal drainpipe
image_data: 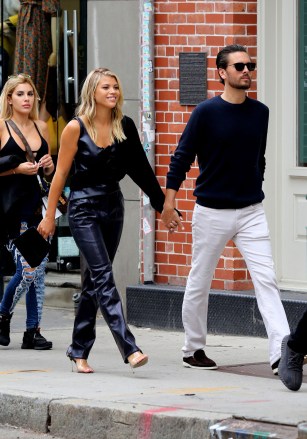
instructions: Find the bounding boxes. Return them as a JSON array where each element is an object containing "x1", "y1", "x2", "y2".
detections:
[{"x1": 140, "y1": 0, "x2": 156, "y2": 283}]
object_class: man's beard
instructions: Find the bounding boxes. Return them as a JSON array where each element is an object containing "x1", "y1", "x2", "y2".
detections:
[
  {"x1": 236, "y1": 83, "x2": 251, "y2": 90},
  {"x1": 229, "y1": 77, "x2": 251, "y2": 90}
]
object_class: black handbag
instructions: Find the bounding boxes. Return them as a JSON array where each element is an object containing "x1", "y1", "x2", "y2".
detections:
[
  {"x1": 0, "y1": 154, "x2": 23, "y2": 173},
  {"x1": 13, "y1": 227, "x2": 51, "y2": 268}
]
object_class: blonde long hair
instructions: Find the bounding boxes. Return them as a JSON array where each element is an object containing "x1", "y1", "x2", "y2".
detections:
[
  {"x1": 0, "y1": 74, "x2": 40, "y2": 120},
  {"x1": 76, "y1": 68, "x2": 126, "y2": 144}
]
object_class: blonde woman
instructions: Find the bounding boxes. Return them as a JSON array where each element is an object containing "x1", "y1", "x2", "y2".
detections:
[
  {"x1": 0, "y1": 74, "x2": 54, "y2": 349},
  {"x1": 38, "y1": 68, "x2": 173, "y2": 373}
]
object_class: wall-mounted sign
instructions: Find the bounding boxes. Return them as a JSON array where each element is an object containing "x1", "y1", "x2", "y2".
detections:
[{"x1": 179, "y1": 52, "x2": 207, "y2": 105}]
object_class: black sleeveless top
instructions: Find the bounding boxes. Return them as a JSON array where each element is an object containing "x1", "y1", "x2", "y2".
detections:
[
  {"x1": 70, "y1": 116, "x2": 165, "y2": 213},
  {"x1": 0, "y1": 121, "x2": 49, "y2": 235}
]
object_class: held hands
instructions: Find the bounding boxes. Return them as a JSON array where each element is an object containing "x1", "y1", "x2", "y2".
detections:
[{"x1": 161, "y1": 206, "x2": 184, "y2": 233}]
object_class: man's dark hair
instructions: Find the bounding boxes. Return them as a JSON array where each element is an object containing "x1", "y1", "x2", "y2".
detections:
[{"x1": 216, "y1": 44, "x2": 248, "y2": 84}]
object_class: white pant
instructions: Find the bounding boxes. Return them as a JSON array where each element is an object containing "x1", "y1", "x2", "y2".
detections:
[{"x1": 182, "y1": 203, "x2": 290, "y2": 366}]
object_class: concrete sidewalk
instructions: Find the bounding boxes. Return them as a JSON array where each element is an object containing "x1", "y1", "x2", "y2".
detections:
[{"x1": 0, "y1": 305, "x2": 306, "y2": 439}]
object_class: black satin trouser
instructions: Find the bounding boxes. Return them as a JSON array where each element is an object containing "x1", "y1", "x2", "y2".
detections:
[{"x1": 67, "y1": 188, "x2": 140, "y2": 363}]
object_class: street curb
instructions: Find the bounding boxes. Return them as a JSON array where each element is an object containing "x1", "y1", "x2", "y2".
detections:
[
  {"x1": 0, "y1": 392, "x2": 223, "y2": 439},
  {"x1": 0, "y1": 393, "x2": 230, "y2": 439},
  {"x1": 0, "y1": 393, "x2": 49, "y2": 433},
  {"x1": 49, "y1": 399, "x2": 222, "y2": 439},
  {"x1": 0, "y1": 392, "x2": 301, "y2": 439}
]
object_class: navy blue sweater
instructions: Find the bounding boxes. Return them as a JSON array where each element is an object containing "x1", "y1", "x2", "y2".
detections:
[{"x1": 166, "y1": 95, "x2": 269, "y2": 209}]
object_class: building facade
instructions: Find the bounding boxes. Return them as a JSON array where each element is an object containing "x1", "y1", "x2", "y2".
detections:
[
  {"x1": 152, "y1": 0, "x2": 257, "y2": 291},
  {"x1": 147, "y1": 0, "x2": 307, "y2": 296},
  {"x1": 2, "y1": 0, "x2": 307, "y2": 301}
]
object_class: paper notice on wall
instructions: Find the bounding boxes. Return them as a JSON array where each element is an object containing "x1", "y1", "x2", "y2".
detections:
[
  {"x1": 147, "y1": 130, "x2": 155, "y2": 142},
  {"x1": 144, "y1": 2, "x2": 152, "y2": 12},
  {"x1": 143, "y1": 122, "x2": 150, "y2": 134},
  {"x1": 143, "y1": 217, "x2": 152, "y2": 235},
  {"x1": 143, "y1": 122, "x2": 155, "y2": 143},
  {"x1": 143, "y1": 194, "x2": 150, "y2": 206}
]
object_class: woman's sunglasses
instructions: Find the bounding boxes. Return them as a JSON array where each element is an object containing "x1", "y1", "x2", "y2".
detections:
[
  {"x1": 8, "y1": 73, "x2": 32, "y2": 79},
  {"x1": 227, "y1": 62, "x2": 256, "y2": 72}
]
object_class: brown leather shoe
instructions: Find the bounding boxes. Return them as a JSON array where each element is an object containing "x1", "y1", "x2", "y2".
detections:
[{"x1": 183, "y1": 349, "x2": 217, "y2": 370}]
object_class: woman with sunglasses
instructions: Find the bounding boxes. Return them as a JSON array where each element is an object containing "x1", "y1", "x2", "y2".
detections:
[
  {"x1": 0, "y1": 74, "x2": 54, "y2": 349},
  {"x1": 37, "y1": 68, "x2": 177, "y2": 373}
]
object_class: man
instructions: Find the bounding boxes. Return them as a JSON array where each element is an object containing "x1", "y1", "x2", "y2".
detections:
[
  {"x1": 161, "y1": 44, "x2": 290, "y2": 374},
  {"x1": 279, "y1": 310, "x2": 307, "y2": 391}
]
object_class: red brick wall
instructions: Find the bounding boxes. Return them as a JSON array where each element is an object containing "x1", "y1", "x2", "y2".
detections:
[{"x1": 145, "y1": 1, "x2": 257, "y2": 290}]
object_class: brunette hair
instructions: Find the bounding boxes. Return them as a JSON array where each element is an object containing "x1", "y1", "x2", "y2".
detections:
[
  {"x1": 216, "y1": 44, "x2": 249, "y2": 84},
  {"x1": 76, "y1": 67, "x2": 126, "y2": 143},
  {"x1": 0, "y1": 74, "x2": 40, "y2": 120}
]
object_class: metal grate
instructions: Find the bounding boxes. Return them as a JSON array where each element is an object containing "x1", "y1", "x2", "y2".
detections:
[{"x1": 217, "y1": 361, "x2": 307, "y2": 381}]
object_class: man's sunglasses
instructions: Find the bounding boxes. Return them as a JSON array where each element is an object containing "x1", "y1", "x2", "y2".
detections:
[{"x1": 227, "y1": 62, "x2": 256, "y2": 72}]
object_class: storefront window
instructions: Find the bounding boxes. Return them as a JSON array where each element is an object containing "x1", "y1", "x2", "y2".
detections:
[
  {"x1": 298, "y1": 0, "x2": 307, "y2": 166},
  {"x1": 0, "y1": 0, "x2": 87, "y2": 271},
  {"x1": 0, "y1": 0, "x2": 87, "y2": 154}
]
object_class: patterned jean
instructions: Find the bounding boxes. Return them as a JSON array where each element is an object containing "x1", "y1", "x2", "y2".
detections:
[{"x1": 0, "y1": 222, "x2": 48, "y2": 329}]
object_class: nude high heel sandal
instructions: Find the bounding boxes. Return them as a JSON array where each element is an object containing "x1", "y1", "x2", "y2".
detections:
[
  {"x1": 66, "y1": 350, "x2": 94, "y2": 373},
  {"x1": 127, "y1": 351, "x2": 148, "y2": 369},
  {"x1": 73, "y1": 358, "x2": 94, "y2": 373}
]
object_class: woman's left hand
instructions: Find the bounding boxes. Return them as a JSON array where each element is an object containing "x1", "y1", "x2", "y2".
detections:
[
  {"x1": 37, "y1": 217, "x2": 56, "y2": 240},
  {"x1": 39, "y1": 154, "x2": 54, "y2": 175}
]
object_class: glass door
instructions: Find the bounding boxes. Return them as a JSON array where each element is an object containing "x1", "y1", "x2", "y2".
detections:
[
  {"x1": 44, "y1": 0, "x2": 87, "y2": 156},
  {"x1": 50, "y1": 0, "x2": 87, "y2": 270}
]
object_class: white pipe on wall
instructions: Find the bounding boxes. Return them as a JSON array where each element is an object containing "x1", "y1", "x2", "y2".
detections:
[{"x1": 140, "y1": 0, "x2": 156, "y2": 283}]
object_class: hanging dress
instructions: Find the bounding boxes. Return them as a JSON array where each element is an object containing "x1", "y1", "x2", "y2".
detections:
[{"x1": 14, "y1": 0, "x2": 59, "y2": 99}]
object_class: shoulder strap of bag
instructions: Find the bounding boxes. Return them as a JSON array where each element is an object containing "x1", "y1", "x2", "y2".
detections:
[
  {"x1": 6, "y1": 119, "x2": 45, "y2": 192},
  {"x1": 6, "y1": 119, "x2": 35, "y2": 164}
]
